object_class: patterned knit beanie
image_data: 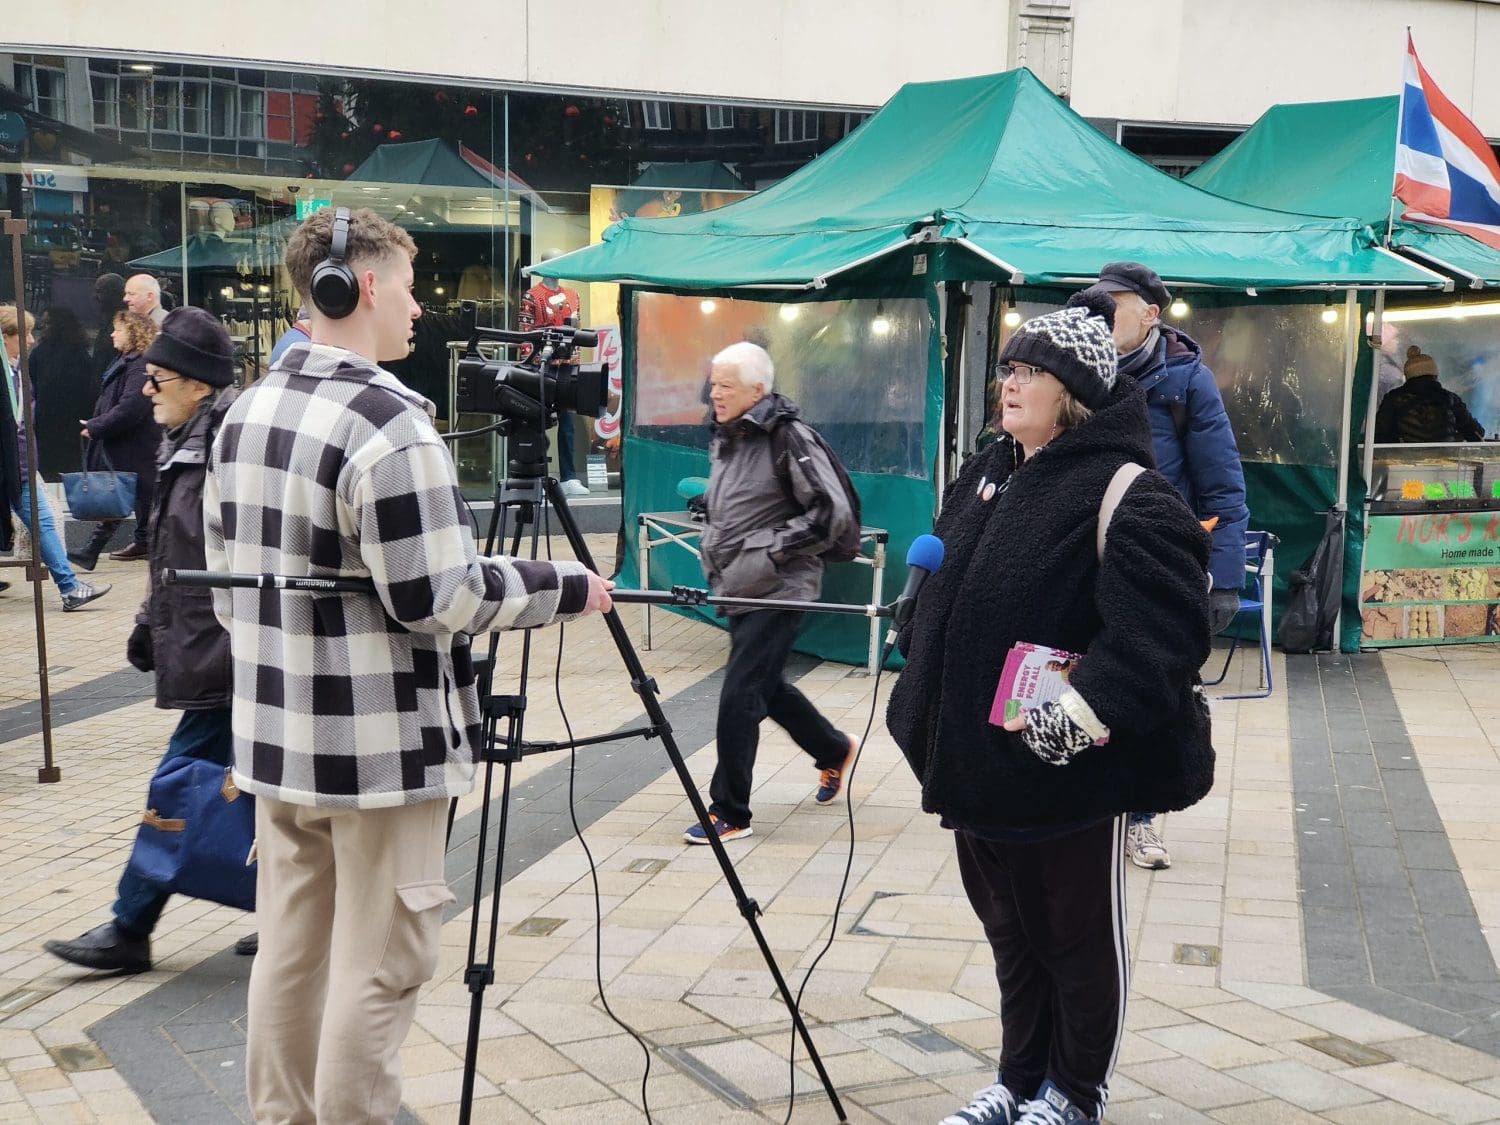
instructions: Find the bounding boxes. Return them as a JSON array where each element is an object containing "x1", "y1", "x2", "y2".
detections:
[
  {"x1": 998, "y1": 290, "x2": 1118, "y2": 410},
  {"x1": 1403, "y1": 345, "x2": 1438, "y2": 380}
]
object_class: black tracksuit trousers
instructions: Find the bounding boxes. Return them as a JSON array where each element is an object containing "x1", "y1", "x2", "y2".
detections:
[
  {"x1": 708, "y1": 608, "x2": 849, "y2": 827},
  {"x1": 954, "y1": 815, "x2": 1129, "y2": 1120}
]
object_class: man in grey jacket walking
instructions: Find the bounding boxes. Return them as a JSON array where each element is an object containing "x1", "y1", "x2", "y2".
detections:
[{"x1": 686, "y1": 341, "x2": 859, "y2": 844}]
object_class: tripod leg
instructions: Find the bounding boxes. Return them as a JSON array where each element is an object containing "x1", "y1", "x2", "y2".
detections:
[
  {"x1": 459, "y1": 485, "x2": 546, "y2": 1125},
  {"x1": 542, "y1": 478, "x2": 849, "y2": 1122}
]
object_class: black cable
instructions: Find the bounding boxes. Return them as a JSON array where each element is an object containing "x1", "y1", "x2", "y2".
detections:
[
  {"x1": 782, "y1": 657, "x2": 887, "y2": 1125},
  {"x1": 544, "y1": 505, "x2": 656, "y2": 1121}
]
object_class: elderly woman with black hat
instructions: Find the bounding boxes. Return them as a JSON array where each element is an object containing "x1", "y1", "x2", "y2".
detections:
[
  {"x1": 886, "y1": 291, "x2": 1214, "y2": 1125},
  {"x1": 45, "y1": 306, "x2": 255, "y2": 974}
]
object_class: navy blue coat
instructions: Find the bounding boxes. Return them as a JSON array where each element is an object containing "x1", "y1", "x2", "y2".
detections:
[
  {"x1": 1129, "y1": 328, "x2": 1248, "y2": 590},
  {"x1": 86, "y1": 351, "x2": 160, "y2": 481}
]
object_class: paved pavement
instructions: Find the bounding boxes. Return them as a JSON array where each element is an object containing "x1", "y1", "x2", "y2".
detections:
[{"x1": 3, "y1": 540, "x2": 1500, "y2": 1122}]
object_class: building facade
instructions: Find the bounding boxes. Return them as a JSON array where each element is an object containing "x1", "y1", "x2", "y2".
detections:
[{"x1": 1, "y1": 0, "x2": 1497, "y2": 489}]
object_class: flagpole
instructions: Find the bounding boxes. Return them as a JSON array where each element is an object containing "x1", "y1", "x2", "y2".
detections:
[{"x1": 1386, "y1": 27, "x2": 1411, "y2": 248}]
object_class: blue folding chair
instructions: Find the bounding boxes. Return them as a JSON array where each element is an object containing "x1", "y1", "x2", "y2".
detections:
[{"x1": 1203, "y1": 531, "x2": 1278, "y2": 700}]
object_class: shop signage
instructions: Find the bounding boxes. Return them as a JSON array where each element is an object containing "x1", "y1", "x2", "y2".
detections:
[
  {"x1": 22, "y1": 165, "x2": 88, "y2": 193},
  {"x1": 295, "y1": 197, "x2": 333, "y2": 219},
  {"x1": 0, "y1": 112, "x2": 25, "y2": 148},
  {"x1": 1359, "y1": 510, "x2": 1500, "y2": 646}
]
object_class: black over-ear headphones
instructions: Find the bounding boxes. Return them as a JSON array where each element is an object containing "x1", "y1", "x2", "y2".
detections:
[{"x1": 309, "y1": 207, "x2": 359, "y2": 319}]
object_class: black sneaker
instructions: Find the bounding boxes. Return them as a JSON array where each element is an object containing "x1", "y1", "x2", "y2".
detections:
[
  {"x1": 235, "y1": 932, "x2": 259, "y2": 956},
  {"x1": 61, "y1": 580, "x2": 111, "y2": 611},
  {"x1": 44, "y1": 921, "x2": 151, "y2": 974}
]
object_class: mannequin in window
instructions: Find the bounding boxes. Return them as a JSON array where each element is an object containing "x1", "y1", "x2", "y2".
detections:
[
  {"x1": 458, "y1": 250, "x2": 499, "y2": 303},
  {"x1": 1375, "y1": 347, "x2": 1485, "y2": 444},
  {"x1": 518, "y1": 249, "x2": 589, "y2": 496}
]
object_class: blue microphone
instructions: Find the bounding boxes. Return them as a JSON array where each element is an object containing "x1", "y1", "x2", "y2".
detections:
[{"x1": 883, "y1": 534, "x2": 945, "y2": 659}]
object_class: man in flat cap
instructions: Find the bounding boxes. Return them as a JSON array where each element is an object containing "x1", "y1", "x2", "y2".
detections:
[{"x1": 1084, "y1": 262, "x2": 1248, "y2": 872}]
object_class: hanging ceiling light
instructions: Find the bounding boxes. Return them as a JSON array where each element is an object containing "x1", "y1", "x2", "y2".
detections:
[
  {"x1": 700, "y1": 299, "x2": 717, "y2": 315},
  {"x1": 1001, "y1": 286, "x2": 1021, "y2": 328},
  {"x1": 1320, "y1": 294, "x2": 1339, "y2": 324},
  {"x1": 1169, "y1": 298, "x2": 1190, "y2": 318},
  {"x1": 871, "y1": 300, "x2": 891, "y2": 336},
  {"x1": 779, "y1": 304, "x2": 800, "y2": 322}
]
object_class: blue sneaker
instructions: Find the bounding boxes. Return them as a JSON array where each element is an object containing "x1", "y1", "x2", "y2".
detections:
[
  {"x1": 940, "y1": 1082, "x2": 1021, "y2": 1125},
  {"x1": 815, "y1": 734, "x2": 859, "y2": 804},
  {"x1": 682, "y1": 815, "x2": 752, "y2": 845},
  {"x1": 1016, "y1": 1081, "x2": 1098, "y2": 1124}
]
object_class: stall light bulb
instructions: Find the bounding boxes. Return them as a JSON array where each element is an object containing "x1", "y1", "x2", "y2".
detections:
[
  {"x1": 1169, "y1": 299, "x2": 1190, "y2": 318},
  {"x1": 871, "y1": 315, "x2": 891, "y2": 336},
  {"x1": 1003, "y1": 309, "x2": 1022, "y2": 328},
  {"x1": 779, "y1": 305, "x2": 799, "y2": 322},
  {"x1": 700, "y1": 299, "x2": 717, "y2": 314},
  {"x1": 1320, "y1": 307, "x2": 1339, "y2": 324},
  {"x1": 434, "y1": 286, "x2": 445, "y2": 296}
]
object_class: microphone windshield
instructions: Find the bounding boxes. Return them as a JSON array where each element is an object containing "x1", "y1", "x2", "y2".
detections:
[
  {"x1": 906, "y1": 533, "x2": 944, "y2": 573},
  {"x1": 676, "y1": 476, "x2": 709, "y2": 500}
]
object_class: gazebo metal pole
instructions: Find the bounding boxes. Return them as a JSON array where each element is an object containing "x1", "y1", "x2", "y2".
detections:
[{"x1": 2, "y1": 211, "x2": 60, "y2": 782}]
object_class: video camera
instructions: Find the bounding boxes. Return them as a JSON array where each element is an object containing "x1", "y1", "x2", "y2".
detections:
[{"x1": 453, "y1": 300, "x2": 609, "y2": 428}]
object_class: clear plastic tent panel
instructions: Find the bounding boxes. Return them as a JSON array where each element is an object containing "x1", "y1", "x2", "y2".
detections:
[
  {"x1": 632, "y1": 292, "x2": 930, "y2": 477},
  {"x1": 993, "y1": 300, "x2": 1347, "y2": 468}
]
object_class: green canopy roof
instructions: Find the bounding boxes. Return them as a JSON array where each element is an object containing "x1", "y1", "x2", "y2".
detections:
[
  {"x1": 1187, "y1": 96, "x2": 1500, "y2": 288},
  {"x1": 632, "y1": 160, "x2": 749, "y2": 191},
  {"x1": 347, "y1": 138, "x2": 548, "y2": 210},
  {"x1": 547, "y1": 70, "x2": 1442, "y2": 291}
]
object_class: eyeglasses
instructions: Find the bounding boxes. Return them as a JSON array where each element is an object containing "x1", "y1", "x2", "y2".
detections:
[
  {"x1": 994, "y1": 363, "x2": 1045, "y2": 384},
  {"x1": 146, "y1": 374, "x2": 184, "y2": 392}
]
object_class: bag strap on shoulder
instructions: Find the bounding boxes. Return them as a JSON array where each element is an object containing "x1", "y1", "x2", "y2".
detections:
[{"x1": 1097, "y1": 462, "x2": 1146, "y2": 562}]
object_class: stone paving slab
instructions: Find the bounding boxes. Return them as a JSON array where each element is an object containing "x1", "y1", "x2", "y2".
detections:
[{"x1": 6, "y1": 546, "x2": 1500, "y2": 1121}]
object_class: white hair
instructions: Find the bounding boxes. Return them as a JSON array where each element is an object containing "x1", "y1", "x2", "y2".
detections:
[
  {"x1": 712, "y1": 341, "x2": 774, "y2": 392},
  {"x1": 128, "y1": 273, "x2": 161, "y2": 299}
]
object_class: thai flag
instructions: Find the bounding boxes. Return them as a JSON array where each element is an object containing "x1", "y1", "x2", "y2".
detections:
[{"x1": 1393, "y1": 33, "x2": 1500, "y2": 250}]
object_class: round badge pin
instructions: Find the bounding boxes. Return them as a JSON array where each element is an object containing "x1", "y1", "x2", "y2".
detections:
[{"x1": 981, "y1": 482, "x2": 997, "y2": 502}]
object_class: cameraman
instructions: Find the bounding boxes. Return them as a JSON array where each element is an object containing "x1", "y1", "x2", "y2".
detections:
[{"x1": 205, "y1": 207, "x2": 612, "y2": 1124}]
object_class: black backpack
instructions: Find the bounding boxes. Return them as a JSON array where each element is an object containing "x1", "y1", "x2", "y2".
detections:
[{"x1": 769, "y1": 420, "x2": 863, "y2": 563}]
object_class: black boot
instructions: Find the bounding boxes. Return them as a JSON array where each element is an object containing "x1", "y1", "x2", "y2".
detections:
[
  {"x1": 234, "y1": 932, "x2": 258, "y2": 956},
  {"x1": 44, "y1": 921, "x2": 151, "y2": 974},
  {"x1": 67, "y1": 525, "x2": 115, "y2": 573}
]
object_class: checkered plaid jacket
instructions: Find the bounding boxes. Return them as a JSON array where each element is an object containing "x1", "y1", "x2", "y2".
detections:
[{"x1": 204, "y1": 343, "x2": 591, "y2": 809}]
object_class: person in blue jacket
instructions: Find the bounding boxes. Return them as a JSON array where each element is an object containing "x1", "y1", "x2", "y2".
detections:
[{"x1": 1083, "y1": 262, "x2": 1248, "y2": 871}]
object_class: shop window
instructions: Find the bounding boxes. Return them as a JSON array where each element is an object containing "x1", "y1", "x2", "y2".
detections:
[
  {"x1": 181, "y1": 80, "x2": 210, "y2": 136},
  {"x1": 118, "y1": 76, "x2": 148, "y2": 132},
  {"x1": 91, "y1": 74, "x2": 119, "y2": 129},
  {"x1": 774, "y1": 109, "x2": 819, "y2": 145},
  {"x1": 705, "y1": 104, "x2": 734, "y2": 130},
  {"x1": 152, "y1": 79, "x2": 181, "y2": 133},
  {"x1": 238, "y1": 89, "x2": 265, "y2": 140},
  {"x1": 210, "y1": 85, "x2": 235, "y2": 138},
  {"x1": 16, "y1": 61, "x2": 67, "y2": 120},
  {"x1": 640, "y1": 100, "x2": 671, "y2": 131}
]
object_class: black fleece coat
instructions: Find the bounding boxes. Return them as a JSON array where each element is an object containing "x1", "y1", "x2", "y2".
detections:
[{"x1": 886, "y1": 377, "x2": 1215, "y2": 831}]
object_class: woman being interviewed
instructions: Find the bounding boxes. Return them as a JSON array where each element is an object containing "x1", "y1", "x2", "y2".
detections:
[{"x1": 886, "y1": 291, "x2": 1214, "y2": 1125}]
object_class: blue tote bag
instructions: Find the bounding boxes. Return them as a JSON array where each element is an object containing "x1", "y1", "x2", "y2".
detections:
[
  {"x1": 62, "y1": 441, "x2": 137, "y2": 521},
  {"x1": 126, "y1": 757, "x2": 257, "y2": 911}
]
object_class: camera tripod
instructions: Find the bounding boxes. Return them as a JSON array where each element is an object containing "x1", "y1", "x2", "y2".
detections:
[{"x1": 456, "y1": 434, "x2": 850, "y2": 1123}]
